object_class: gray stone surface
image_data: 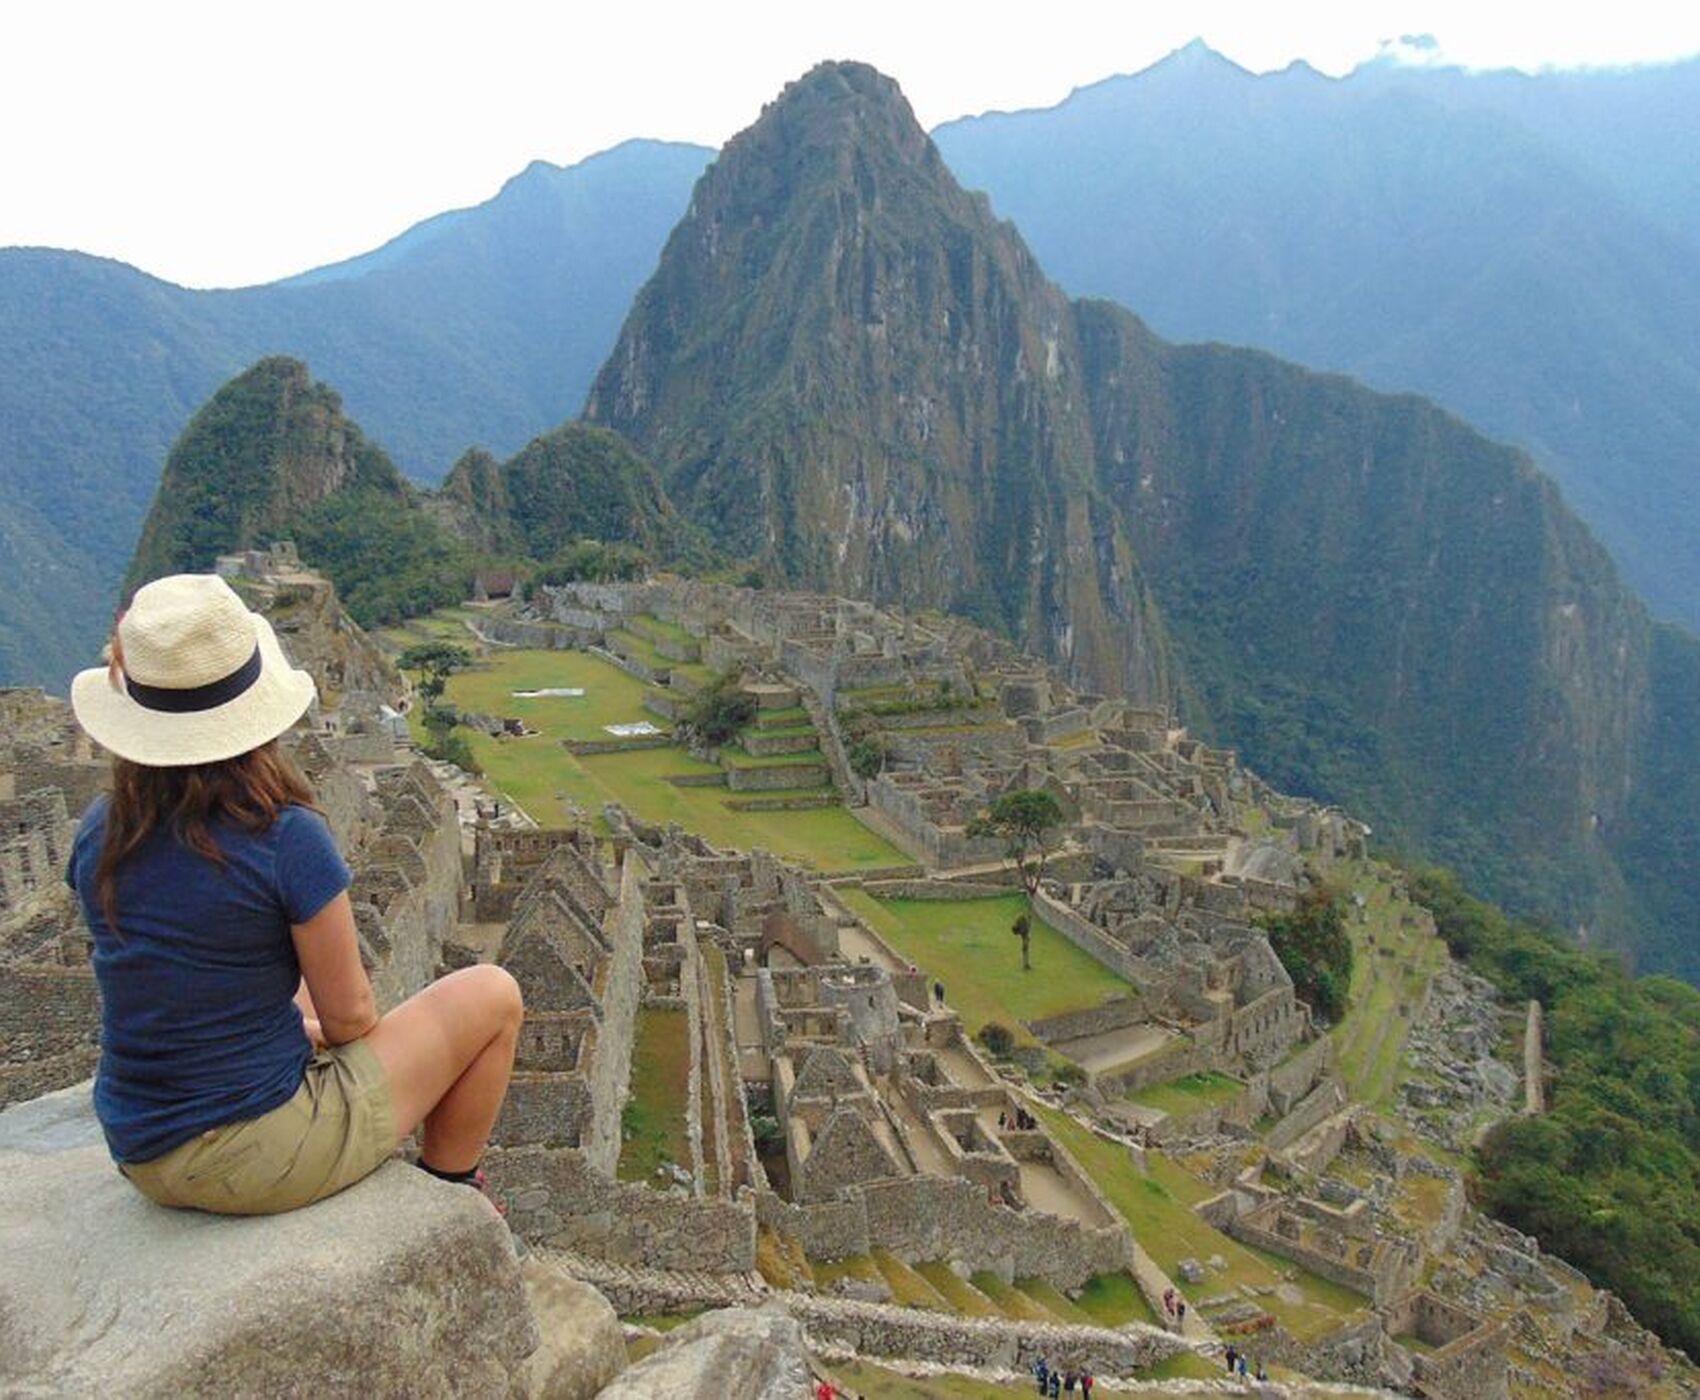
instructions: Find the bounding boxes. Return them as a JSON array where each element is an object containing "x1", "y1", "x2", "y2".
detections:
[
  {"x1": 0, "y1": 1083, "x2": 538, "y2": 1398},
  {"x1": 595, "y1": 1305, "x2": 812, "y2": 1399},
  {"x1": 519, "y1": 1256, "x2": 625, "y2": 1399}
]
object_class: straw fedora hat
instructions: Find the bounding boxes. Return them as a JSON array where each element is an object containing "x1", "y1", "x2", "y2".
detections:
[{"x1": 71, "y1": 574, "x2": 318, "y2": 767}]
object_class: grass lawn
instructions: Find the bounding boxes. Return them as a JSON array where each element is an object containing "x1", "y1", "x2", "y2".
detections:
[
  {"x1": 629, "y1": 613, "x2": 696, "y2": 645},
  {"x1": 836, "y1": 891, "x2": 1130, "y2": 1043},
  {"x1": 720, "y1": 747, "x2": 827, "y2": 770},
  {"x1": 1075, "y1": 1270, "x2": 1163, "y2": 1328},
  {"x1": 404, "y1": 633, "x2": 903, "y2": 872},
  {"x1": 871, "y1": 1249, "x2": 950, "y2": 1309},
  {"x1": 616, "y1": 1008, "x2": 692, "y2": 1185},
  {"x1": 913, "y1": 1262, "x2": 1001, "y2": 1317},
  {"x1": 811, "y1": 1253, "x2": 884, "y2": 1290},
  {"x1": 1016, "y1": 1277, "x2": 1092, "y2": 1324},
  {"x1": 1128, "y1": 1071, "x2": 1246, "y2": 1118},
  {"x1": 1036, "y1": 1105, "x2": 1371, "y2": 1340},
  {"x1": 969, "y1": 1271, "x2": 1053, "y2": 1321}
]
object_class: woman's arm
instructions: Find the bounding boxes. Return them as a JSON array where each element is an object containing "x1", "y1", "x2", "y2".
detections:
[{"x1": 291, "y1": 892, "x2": 379, "y2": 1045}]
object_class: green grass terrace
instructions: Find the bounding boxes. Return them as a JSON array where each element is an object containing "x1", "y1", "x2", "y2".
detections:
[
  {"x1": 617, "y1": 1007, "x2": 692, "y2": 1186},
  {"x1": 380, "y1": 616, "x2": 905, "y2": 874},
  {"x1": 836, "y1": 890, "x2": 1130, "y2": 1047}
]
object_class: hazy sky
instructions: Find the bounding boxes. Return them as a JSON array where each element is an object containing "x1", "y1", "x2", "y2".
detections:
[{"x1": 4, "y1": 0, "x2": 1698, "y2": 288}]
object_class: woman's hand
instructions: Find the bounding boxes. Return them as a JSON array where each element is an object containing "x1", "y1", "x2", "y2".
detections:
[{"x1": 302, "y1": 1015, "x2": 327, "y2": 1050}]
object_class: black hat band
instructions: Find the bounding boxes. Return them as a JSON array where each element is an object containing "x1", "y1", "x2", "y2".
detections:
[{"x1": 124, "y1": 645, "x2": 263, "y2": 714}]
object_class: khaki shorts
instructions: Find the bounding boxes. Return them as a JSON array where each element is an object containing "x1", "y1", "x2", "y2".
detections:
[{"x1": 121, "y1": 1039, "x2": 396, "y2": 1216}]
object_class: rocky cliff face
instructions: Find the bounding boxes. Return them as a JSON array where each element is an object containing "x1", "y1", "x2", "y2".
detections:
[
  {"x1": 584, "y1": 61, "x2": 1699, "y2": 973},
  {"x1": 585, "y1": 63, "x2": 1175, "y2": 704}
]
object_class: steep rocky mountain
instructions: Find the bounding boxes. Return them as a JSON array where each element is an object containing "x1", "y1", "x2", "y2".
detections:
[
  {"x1": 0, "y1": 139, "x2": 712, "y2": 689},
  {"x1": 584, "y1": 64, "x2": 1177, "y2": 705},
  {"x1": 585, "y1": 61, "x2": 1700, "y2": 979},
  {"x1": 933, "y1": 44, "x2": 1700, "y2": 633},
  {"x1": 127, "y1": 357, "x2": 698, "y2": 628}
]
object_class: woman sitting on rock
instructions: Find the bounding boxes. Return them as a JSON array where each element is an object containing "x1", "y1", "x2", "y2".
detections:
[{"x1": 66, "y1": 573, "x2": 523, "y2": 1215}]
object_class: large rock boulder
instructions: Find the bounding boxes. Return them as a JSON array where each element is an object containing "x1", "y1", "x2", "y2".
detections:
[
  {"x1": 519, "y1": 1256, "x2": 625, "y2": 1399},
  {"x1": 596, "y1": 1305, "x2": 812, "y2": 1399},
  {"x1": 0, "y1": 1083, "x2": 539, "y2": 1398}
]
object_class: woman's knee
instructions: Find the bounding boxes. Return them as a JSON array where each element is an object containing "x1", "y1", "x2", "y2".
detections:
[{"x1": 452, "y1": 963, "x2": 523, "y2": 1030}]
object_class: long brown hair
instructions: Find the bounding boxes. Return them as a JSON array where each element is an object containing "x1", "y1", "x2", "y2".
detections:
[{"x1": 95, "y1": 741, "x2": 317, "y2": 935}]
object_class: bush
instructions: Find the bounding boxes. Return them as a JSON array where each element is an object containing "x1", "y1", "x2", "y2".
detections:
[
  {"x1": 977, "y1": 1022, "x2": 1015, "y2": 1058},
  {"x1": 750, "y1": 1114, "x2": 782, "y2": 1147},
  {"x1": 423, "y1": 730, "x2": 480, "y2": 775},
  {"x1": 1050, "y1": 1060, "x2": 1087, "y2": 1088}
]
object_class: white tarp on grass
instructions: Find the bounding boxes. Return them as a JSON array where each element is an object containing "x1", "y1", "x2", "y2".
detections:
[
  {"x1": 604, "y1": 721, "x2": 662, "y2": 737},
  {"x1": 511, "y1": 687, "x2": 585, "y2": 698}
]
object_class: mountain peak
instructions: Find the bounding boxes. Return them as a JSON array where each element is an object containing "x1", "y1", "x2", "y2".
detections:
[
  {"x1": 731, "y1": 59, "x2": 937, "y2": 174},
  {"x1": 1141, "y1": 39, "x2": 1250, "y2": 80}
]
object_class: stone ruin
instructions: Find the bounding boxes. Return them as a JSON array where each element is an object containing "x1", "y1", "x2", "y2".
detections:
[{"x1": 5, "y1": 559, "x2": 1691, "y2": 1396}]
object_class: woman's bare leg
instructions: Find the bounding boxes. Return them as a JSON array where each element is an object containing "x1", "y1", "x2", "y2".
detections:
[{"x1": 363, "y1": 964, "x2": 523, "y2": 1173}]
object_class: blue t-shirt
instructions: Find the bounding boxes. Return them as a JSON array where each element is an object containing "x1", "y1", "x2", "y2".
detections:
[{"x1": 67, "y1": 796, "x2": 352, "y2": 1163}]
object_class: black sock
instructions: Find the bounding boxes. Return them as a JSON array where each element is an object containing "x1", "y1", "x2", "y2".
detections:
[{"x1": 416, "y1": 1158, "x2": 479, "y2": 1185}]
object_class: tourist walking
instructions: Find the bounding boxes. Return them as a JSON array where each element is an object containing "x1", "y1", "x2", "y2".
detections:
[
  {"x1": 1034, "y1": 1356, "x2": 1049, "y2": 1395},
  {"x1": 67, "y1": 574, "x2": 523, "y2": 1215}
]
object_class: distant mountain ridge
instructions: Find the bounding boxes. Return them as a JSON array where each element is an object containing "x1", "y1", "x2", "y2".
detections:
[
  {"x1": 583, "y1": 59, "x2": 1700, "y2": 981},
  {"x1": 0, "y1": 139, "x2": 712, "y2": 688},
  {"x1": 933, "y1": 44, "x2": 1700, "y2": 633},
  {"x1": 12, "y1": 47, "x2": 1700, "y2": 688}
]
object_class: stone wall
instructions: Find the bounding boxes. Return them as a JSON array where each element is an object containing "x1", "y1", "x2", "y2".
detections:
[
  {"x1": 725, "y1": 761, "x2": 830, "y2": 792},
  {"x1": 487, "y1": 1144, "x2": 756, "y2": 1272},
  {"x1": 1031, "y1": 890, "x2": 1138, "y2": 978},
  {"x1": 584, "y1": 854, "x2": 649, "y2": 1176},
  {"x1": 680, "y1": 929, "x2": 707, "y2": 1191},
  {"x1": 788, "y1": 1293, "x2": 1183, "y2": 1377},
  {"x1": 0, "y1": 961, "x2": 101, "y2": 1109},
  {"x1": 765, "y1": 1173, "x2": 1133, "y2": 1291},
  {"x1": 1267, "y1": 1078, "x2": 1350, "y2": 1153},
  {"x1": 1225, "y1": 1206, "x2": 1417, "y2": 1306},
  {"x1": 492, "y1": 1070, "x2": 595, "y2": 1148},
  {"x1": 1026, "y1": 997, "x2": 1148, "y2": 1046},
  {"x1": 360, "y1": 766, "x2": 464, "y2": 1012},
  {"x1": 1410, "y1": 1318, "x2": 1510, "y2": 1400},
  {"x1": 562, "y1": 735, "x2": 673, "y2": 756}
]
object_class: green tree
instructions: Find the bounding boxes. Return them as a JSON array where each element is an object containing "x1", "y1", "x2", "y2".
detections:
[
  {"x1": 399, "y1": 642, "x2": 472, "y2": 704},
  {"x1": 1012, "y1": 912, "x2": 1033, "y2": 972},
  {"x1": 1256, "y1": 885, "x2": 1352, "y2": 1022},
  {"x1": 677, "y1": 670, "x2": 757, "y2": 748},
  {"x1": 969, "y1": 789, "x2": 1065, "y2": 895},
  {"x1": 848, "y1": 737, "x2": 885, "y2": 778}
]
